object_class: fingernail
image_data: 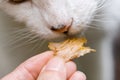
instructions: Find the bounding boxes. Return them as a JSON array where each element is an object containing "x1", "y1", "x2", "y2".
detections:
[{"x1": 44, "y1": 57, "x2": 65, "y2": 72}]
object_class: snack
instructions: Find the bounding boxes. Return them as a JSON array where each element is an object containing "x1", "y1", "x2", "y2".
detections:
[{"x1": 48, "y1": 38, "x2": 96, "y2": 61}]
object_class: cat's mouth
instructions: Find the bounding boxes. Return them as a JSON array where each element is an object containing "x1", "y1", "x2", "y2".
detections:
[
  {"x1": 48, "y1": 30, "x2": 83, "y2": 42},
  {"x1": 50, "y1": 24, "x2": 71, "y2": 35}
]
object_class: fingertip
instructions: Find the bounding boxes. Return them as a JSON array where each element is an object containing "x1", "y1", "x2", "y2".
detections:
[
  {"x1": 38, "y1": 57, "x2": 67, "y2": 80},
  {"x1": 43, "y1": 51, "x2": 54, "y2": 54},
  {"x1": 65, "y1": 61, "x2": 77, "y2": 79},
  {"x1": 26, "y1": 51, "x2": 54, "y2": 61},
  {"x1": 16, "y1": 51, "x2": 54, "y2": 79},
  {"x1": 70, "y1": 71, "x2": 86, "y2": 80},
  {"x1": 44, "y1": 56, "x2": 65, "y2": 71},
  {"x1": 39, "y1": 51, "x2": 54, "y2": 56},
  {"x1": 38, "y1": 71, "x2": 65, "y2": 80},
  {"x1": 1, "y1": 51, "x2": 55, "y2": 80}
]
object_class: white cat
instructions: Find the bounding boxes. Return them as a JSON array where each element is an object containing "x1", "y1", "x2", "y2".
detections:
[
  {"x1": 0, "y1": 0, "x2": 120, "y2": 80},
  {"x1": 0, "y1": 0, "x2": 98, "y2": 39}
]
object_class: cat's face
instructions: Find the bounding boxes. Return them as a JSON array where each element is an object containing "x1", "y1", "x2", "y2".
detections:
[{"x1": 0, "y1": 0, "x2": 97, "y2": 39}]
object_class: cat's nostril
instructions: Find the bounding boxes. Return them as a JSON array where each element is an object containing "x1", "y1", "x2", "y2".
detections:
[
  {"x1": 63, "y1": 31, "x2": 68, "y2": 34},
  {"x1": 51, "y1": 18, "x2": 73, "y2": 34},
  {"x1": 51, "y1": 24, "x2": 65, "y2": 31},
  {"x1": 51, "y1": 24, "x2": 69, "y2": 34}
]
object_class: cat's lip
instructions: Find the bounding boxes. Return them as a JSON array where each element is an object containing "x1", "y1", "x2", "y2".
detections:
[{"x1": 51, "y1": 25, "x2": 70, "y2": 34}]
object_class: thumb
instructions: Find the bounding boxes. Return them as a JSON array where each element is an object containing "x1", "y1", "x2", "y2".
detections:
[{"x1": 37, "y1": 57, "x2": 66, "y2": 80}]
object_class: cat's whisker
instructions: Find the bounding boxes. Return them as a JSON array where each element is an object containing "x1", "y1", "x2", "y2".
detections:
[
  {"x1": 27, "y1": 38, "x2": 40, "y2": 44},
  {"x1": 9, "y1": 32, "x2": 34, "y2": 43},
  {"x1": 90, "y1": 18, "x2": 112, "y2": 23},
  {"x1": 96, "y1": 0, "x2": 109, "y2": 10},
  {"x1": 8, "y1": 31, "x2": 40, "y2": 47},
  {"x1": 10, "y1": 36, "x2": 40, "y2": 50},
  {"x1": 25, "y1": 35, "x2": 41, "y2": 43},
  {"x1": 8, "y1": 30, "x2": 46, "y2": 50},
  {"x1": 10, "y1": 27, "x2": 36, "y2": 36},
  {"x1": 11, "y1": 28, "x2": 29, "y2": 34},
  {"x1": 97, "y1": 0, "x2": 108, "y2": 9},
  {"x1": 12, "y1": 32, "x2": 33, "y2": 38},
  {"x1": 30, "y1": 40, "x2": 42, "y2": 52},
  {"x1": 86, "y1": 24, "x2": 104, "y2": 31},
  {"x1": 10, "y1": 30, "x2": 32, "y2": 40},
  {"x1": 10, "y1": 41, "x2": 29, "y2": 50},
  {"x1": 39, "y1": 39, "x2": 47, "y2": 48},
  {"x1": 93, "y1": 13, "x2": 108, "y2": 17},
  {"x1": 88, "y1": 27, "x2": 104, "y2": 31},
  {"x1": 31, "y1": 39, "x2": 46, "y2": 52}
]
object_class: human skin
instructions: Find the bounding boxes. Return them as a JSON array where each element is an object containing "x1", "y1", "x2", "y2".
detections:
[{"x1": 1, "y1": 51, "x2": 86, "y2": 80}]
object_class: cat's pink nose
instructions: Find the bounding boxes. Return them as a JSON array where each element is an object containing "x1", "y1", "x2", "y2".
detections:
[
  {"x1": 51, "y1": 18, "x2": 73, "y2": 34},
  {"x1": 51, "y1": 24, "x2": 70, "y2": 34}
]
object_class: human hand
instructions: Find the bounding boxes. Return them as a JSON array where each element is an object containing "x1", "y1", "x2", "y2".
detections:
[{"x1": 1, "y1": 51, "x2": 86, "y2": 80}]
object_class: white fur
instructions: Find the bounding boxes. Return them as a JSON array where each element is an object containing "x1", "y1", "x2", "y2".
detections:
[{"x1": 0, "y1": 0, "x2": 97, "y2": 39}]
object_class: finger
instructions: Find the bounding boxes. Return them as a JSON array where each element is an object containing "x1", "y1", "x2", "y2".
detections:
[
  {"x1": 37, "y1": 57, "x2": 67, "y2": 80},
  {"x1": 1, "y1": 51, "x2": 54, "y2": 80},
  {"x1": 69, "y1": 71, "x2": 86, "y2": 80},
  {"x1": 65, "y1": 61, "x2": 77, "y2": 79}
]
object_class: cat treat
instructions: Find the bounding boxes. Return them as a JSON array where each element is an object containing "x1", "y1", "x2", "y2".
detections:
[{"x1": 48, "y1": 38, "x2": 96, "y2": 61}]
